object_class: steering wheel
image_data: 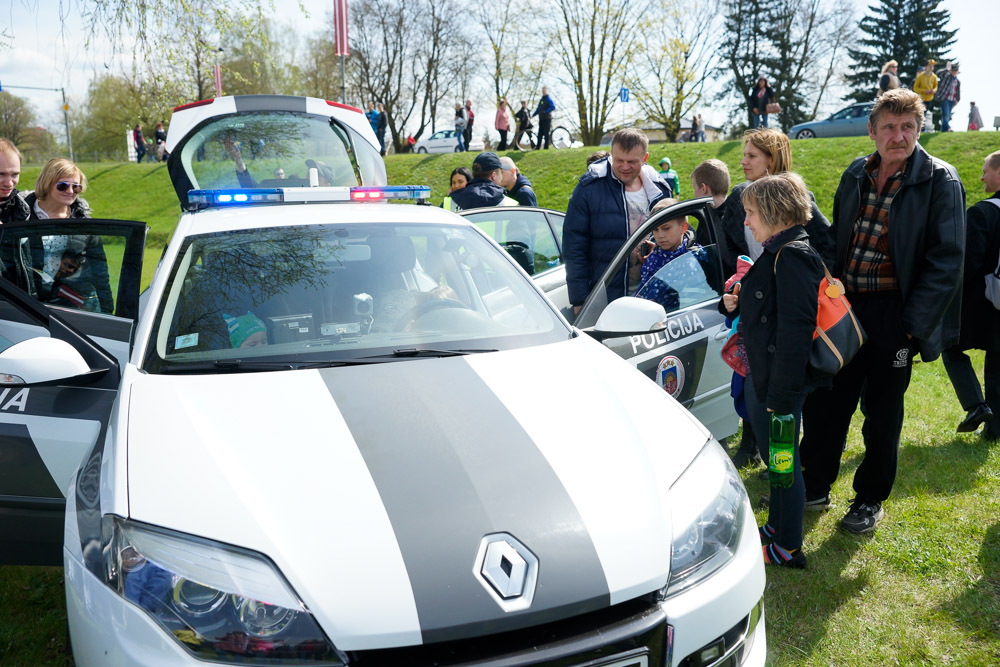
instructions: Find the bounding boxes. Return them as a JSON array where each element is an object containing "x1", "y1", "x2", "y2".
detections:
[{"x1": 395, "y1": 298, "x2": 469, "y2": 331}]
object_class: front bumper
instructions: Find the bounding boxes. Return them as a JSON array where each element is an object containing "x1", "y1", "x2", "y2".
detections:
[{"x1": 64, "y1": 498, "x2": 765, "y2": 667}]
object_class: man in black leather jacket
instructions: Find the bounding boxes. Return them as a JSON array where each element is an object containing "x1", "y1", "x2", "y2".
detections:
[{"x1": 800, "y1": 89, "x2": 965, "y2": 535}]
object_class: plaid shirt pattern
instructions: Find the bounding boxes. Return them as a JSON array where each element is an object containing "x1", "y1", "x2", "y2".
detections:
[{"x1": 844, "y1": 153, "x2": 905, "y2": 292}]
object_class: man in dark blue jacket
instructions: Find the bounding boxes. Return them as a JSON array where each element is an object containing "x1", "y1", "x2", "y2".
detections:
[
  {"x1": 562, "y1": 128, "x2": 673, "y2": 315},
  {"x1": 800, "y1": 89, "x2": 965, "y2": 534},
  {"x1": 532, "y1": 88, "x2": 556, "y2": 150},
  {"x1": 499, "y1": 157, "x2": 538, "y2": 207}
]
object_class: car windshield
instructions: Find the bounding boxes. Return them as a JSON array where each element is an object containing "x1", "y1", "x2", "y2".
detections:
[
  {"x1": 143, "y1": 222, "x2": 569, "y2": 372},
  {"x1": 175, "y1": 111, "x2": 383, "y2": 192}
]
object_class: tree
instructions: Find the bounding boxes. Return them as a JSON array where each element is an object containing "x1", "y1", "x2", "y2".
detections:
[
  {"x1": 479, "y1": 0, "x2": 535, "y2": 106},
  {"x1": 844, "y1": 0, "x2": 957, "y2": 104},
  {"x1": 221, "y1": 24, "x2": 303, "y2": 97},
  {"x1": 72, "y1": 74, "x2": 173, "y2": 159},
  {"x1": 717, "y1": 0, "x2": 776, "y2": 129},
  {"x1": 0, "y1": 92, "x2": 35, "y2": 147},
  {"x1": 628, "y1": 0, "x2": 718, "y2": 142},
  {"x1": 552, "y1": 0, "x2": 640, "y2": 146}
]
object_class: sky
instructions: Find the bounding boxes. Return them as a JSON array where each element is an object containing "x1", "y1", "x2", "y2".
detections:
[{"x1": 1, "y1": 0, "x2": 997, "y2": 139}]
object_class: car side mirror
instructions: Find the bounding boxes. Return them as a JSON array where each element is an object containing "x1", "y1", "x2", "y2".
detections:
[
  {"x1": 0, "y1": 337, "x2": 99, "y2": 386},
  {"x1": 588, "y1": 297, "x2": 668, "y2": 341}
]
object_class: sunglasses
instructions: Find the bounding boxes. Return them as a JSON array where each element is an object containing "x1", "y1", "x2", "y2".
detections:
[{"x1": 56, "y1": 182, "x2": 83, "y2": 193}]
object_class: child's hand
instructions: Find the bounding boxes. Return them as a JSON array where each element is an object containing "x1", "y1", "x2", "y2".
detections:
[{"x1": 722, "y1": 283, "x2": 740, "y2": 312}]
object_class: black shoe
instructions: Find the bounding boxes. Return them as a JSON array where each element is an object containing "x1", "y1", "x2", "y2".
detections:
[
  {"x1": 731, "y1": 449, "x2": 762, "y2": 469},
  {"x1": 957, "y1": 404, "x2": 993, "y2": 433},
  {"x1": 804, "y1": 492, "x2": 831, "y2": 511},
  {"x1": 840, "y1": 499, "x2": 884, "y2": 534}
]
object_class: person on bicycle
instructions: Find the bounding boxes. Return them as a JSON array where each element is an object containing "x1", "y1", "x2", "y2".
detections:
[{"x1": 514, "y1": 100, "x2": 533, "y2": 150}]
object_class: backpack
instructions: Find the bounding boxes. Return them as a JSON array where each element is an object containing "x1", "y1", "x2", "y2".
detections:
[
  {"x1": 775, "y1": 242, "x2": 866, "y2": 377},
  {"x1": 981, "y1": 200, "x2": 1000, "y2": 309}
]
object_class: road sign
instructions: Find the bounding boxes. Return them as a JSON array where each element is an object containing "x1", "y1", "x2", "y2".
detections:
[{"x1": 620, "y1": 87, "x2": 629, "y2": 103}]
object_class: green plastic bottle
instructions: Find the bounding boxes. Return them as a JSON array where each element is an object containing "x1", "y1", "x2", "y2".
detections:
[{"x1": 768, "y1": 413, "x2": 795, "y2": 488}]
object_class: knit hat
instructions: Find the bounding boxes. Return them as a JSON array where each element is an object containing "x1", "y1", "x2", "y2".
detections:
[{"x1": 223, "y1": 312, "x2": 267, "y2": 348}]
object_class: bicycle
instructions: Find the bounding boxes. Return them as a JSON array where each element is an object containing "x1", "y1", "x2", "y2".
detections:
[{"x1": 516, "y1": 125, "x2": 574, "y2": 151}]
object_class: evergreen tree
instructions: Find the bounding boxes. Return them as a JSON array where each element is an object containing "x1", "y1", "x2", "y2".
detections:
[{"x1": 845, "y1": 0, "x2": 956, "y2": 103}]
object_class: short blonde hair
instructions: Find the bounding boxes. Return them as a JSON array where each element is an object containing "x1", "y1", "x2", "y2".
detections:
[
  {"x1": 985, "y1": 150, "x2": 1000, "y2": 172},
  {"x1": 870, "y1": 88, "x2": 924, "y2": 128},
  {"x1": 743, "y1": 128, "x2": 792, "y2": 175},
  {"x1": 0, "y1": 138, "x2": 21, "y2": 162},
  {"x1": 651, "y1": 197, "x2": 679, "y2": 214},
  {"x1": 35, "y1": 158, "x2": 87, "y2": 202},
  {"x1": 691, "y1": 159, "x2": 731, "y2": 196},
  {"x1": 741, "y1": 172, "x2": 813, "y2": 229}
]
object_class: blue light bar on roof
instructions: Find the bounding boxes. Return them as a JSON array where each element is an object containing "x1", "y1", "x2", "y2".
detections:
[
  {"x1": 188, "y1": 189, "x2": 284, "y2": 207},
  {"x1": 187, "y1": 185, "x2": 431, "y2": 209}
]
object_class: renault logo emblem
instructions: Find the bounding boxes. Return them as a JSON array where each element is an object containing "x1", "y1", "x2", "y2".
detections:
[{"x1": 473, "y1": 533, "x2": 538, "y2": 612}]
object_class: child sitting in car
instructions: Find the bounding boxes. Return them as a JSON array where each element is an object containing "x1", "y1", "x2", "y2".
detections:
[{"x1": 635, "y1": 199, "x2": 706, "y2": 311}]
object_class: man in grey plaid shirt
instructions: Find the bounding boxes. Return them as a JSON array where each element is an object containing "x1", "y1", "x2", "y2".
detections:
[{"x1": 798, "y1": 89, "x2": 966, "y2": 534}]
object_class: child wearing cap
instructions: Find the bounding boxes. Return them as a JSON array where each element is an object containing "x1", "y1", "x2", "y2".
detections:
[
  {"x1": 223, "y1": 312, "x2": 269, "y2": 348},
  {"x1": 635, "y1": 198, "x2": 706, "y2": 312}
]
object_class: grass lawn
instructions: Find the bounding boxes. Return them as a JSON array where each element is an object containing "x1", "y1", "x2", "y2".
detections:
[{"x1": 4, "y1": 131, "x2": 1000, "y2": 664}]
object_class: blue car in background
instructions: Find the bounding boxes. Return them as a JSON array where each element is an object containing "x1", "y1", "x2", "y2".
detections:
[{"x1": 789, "y1": 102, "x2": 874, "y2": 139}]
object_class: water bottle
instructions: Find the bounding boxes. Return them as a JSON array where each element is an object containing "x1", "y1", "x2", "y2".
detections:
[{"x1": 768, "y1": 413, "x2": 795, "y2": 489}]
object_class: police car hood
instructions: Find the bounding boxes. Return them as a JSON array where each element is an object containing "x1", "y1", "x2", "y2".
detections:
[{"x1": 125, "y1": 336, "x2": 709, "y2": 650}]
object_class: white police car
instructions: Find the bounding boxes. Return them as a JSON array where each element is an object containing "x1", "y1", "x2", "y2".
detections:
[{"x1": 0, "y1": 96, "x2": 765, "y2": 666}]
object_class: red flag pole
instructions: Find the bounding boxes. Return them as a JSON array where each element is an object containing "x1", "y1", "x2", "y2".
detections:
[{"x1": 333, "y1": 0, "x2": 349, "y2": 104}]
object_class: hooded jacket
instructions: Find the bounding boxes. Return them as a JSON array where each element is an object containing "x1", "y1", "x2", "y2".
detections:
[
  {"x1": 447, "y1": 178, "x2": 516, "y2": 211},
  {"x1": 0, "y1": 189, "x2": 30, "y2": 224},
  {"x1": 508, "y1": 174, "x2": 537, "y2": 207},
  {"x1": 563, "y1": 159, "x2": 673, "y2": 306},
  {"x1": 831, "y1": 143, "x2": 965, "y2": 361}
]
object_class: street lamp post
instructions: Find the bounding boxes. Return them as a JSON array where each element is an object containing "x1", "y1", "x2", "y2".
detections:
[{"x1": 1, "y1": 84, "x2": 74, "y2": 162}]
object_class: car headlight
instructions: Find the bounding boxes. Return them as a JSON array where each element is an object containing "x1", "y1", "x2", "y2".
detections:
[
  {"x1": 102, "y1": 517, "x2": 343, "y2": 664},
  {"x1": 662, "y1": 439, "x2": 747, "y2": 598}
]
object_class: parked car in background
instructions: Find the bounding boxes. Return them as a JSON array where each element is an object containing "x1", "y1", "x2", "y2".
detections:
[
  {"x1": 788, "y1": 102, "x2": 874, "y2": 139},
  {"x1": 413, "y1": 129, "x2": 485, "y2": 153}
]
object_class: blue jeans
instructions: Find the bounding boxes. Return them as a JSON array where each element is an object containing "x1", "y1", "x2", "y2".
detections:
[
  {"x1": 940, "y1": 99, "x2": 954, "y2": 131},
  {"x1": 745, "y1": 374, "x2": 805, "y2": 551},
  {"x1": 751, "y1": 113, "x2": 768, "y2": 129},
  {"x1": 455, "y1": 128, "x2": 466, "y2": 151}
]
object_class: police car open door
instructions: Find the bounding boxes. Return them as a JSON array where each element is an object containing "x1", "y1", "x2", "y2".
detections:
[
  {"x1": 575, "y1": 198, "x2": 739, "y2": 441},
  {"x1": 0, "y1": 219, "x2": 146, "y2": 565}
]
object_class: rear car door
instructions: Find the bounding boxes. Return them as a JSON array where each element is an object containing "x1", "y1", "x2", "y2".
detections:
[
  {"x1": 574, "y1": 199, "x2": 738, "y2": 440},
  {"x1": 0, "y1": 219, "x2": 146, "y2": 565},
  {"x1": 460, "y1": 207, "x2": 571, "y2": 320}
]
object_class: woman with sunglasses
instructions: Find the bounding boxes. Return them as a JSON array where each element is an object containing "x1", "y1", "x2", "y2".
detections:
[{"x1": 25, "y1": 158, "x2": 114, "y2": 313}]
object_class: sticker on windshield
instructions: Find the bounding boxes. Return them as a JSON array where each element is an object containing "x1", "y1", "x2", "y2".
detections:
[
  {"x1": 657, "y1": 356, "x2": 684, "y2": 398},
  {"x1": 175, "y1": 333, "x2": 199, "y2": 350}
]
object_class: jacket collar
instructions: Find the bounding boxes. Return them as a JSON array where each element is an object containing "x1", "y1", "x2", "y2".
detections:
[
  {"x1": 580, "y1": 158, "x2": 669, "y2": 200},
  {"x1": 849, "y1": 142, "x2": 933, "y2": 186},
  {"x1": 762, "y1": 225, "x2": 809, "y2": 254}
]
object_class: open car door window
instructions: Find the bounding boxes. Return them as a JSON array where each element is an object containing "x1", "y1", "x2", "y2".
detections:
[
  {"x1": 576, "y1": 199, "x2": 738, "y2": 440},
  {"x1": 0, "y1": 218, "x2": 146, "y2": 565}
]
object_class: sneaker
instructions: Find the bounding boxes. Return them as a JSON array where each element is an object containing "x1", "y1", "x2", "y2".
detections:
[
  {"x1": 840, "y1": 499, "x2": 884, "y2": 534},
  {"x1": 762, "y1": 543, "x2": 807, "y2": 569},
  {"x1": 731, "y1": 449, "x2": 762, "y2": 469},
  {"x1": 804, "y1": 492, "x2": 831, "y2": 511}
]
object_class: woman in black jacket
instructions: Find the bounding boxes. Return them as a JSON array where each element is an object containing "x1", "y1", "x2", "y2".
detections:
[
  {"x1": 24, "y1": 158, "x2": 114, "y2": 313},
  {"x1": 721, "y1": 172, "x2": 824, "y2": 568},
  {"x1": 748, "y1": 77, "x2": 775, "y2": 129}
]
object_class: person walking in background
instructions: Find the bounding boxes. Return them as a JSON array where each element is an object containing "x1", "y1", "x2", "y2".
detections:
[
  {"x1": 878, "y1": 60, "x2": 901, "y2": 98},
  {"x1": 697, "y1": 114, "x2": 706, "y2": 141},
  {"x1": 563, "y1": 128, "x2": 673, "y2": 316},
  {"x1": 463, "y1": 99, "x2": 475, "y2": 151},
  {"x1": 720, "y1": 172, "x2": 825, "y2": 568},
  {"x1": 495, "y1": 100, "x2": 512, "y2": 151},
  {"x1": 154, "y1": 122, "x2": 168, "y2": 161},
  {"x1": 799, "y1": 89, "x2": 965, "y2": 534},
  {"x1": 376, "y1": 103, "x2": 388, "y2": 155},
  {"x1": 533, "y1": 87, "x2": 556, "y2": 150},
  {"x1": 514, "y1": 100, "x2": 533, "y2": 149},
  {"x1": 935, "y1": 63, "x2": 960, "y2": 132},
  {"x1": 748, "y1": 77, "x2": 775, "y2": 129},
  {"x1": 0, "y1": 138, "x2": 29, "y2": 224},
  {"x1": 132, "y1": 124, "x2": 146, "y2": 163},
  {"x1": 454, "y1": 102, "x2": 468, "y2": 152},
  {"x1": 913, "y1": 59, "x2": 938, "y2": 117},
  {"x1": 690, "y1": 115, "x2": 700, "y2": 142},
  {"x1": 658, "y1": 157, "x2": 680, "y2": 196},
  {"x1": 942, "y1": 150, "x2": 1000, "y2": 439},
  {"x1": 969, "y1": 102, "x2": 984, "y2": 131},
  {"x1": 499, "y1": 156, "x2": 538, "y2": 207},
  {"x1": 365, "y1": 102, "x2": 379, "y2": 137}
]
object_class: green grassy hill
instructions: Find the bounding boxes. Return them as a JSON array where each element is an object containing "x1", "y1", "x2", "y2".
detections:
[{"x1": 18, "y1": 132, "x2": 1000, "y2": 288}]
